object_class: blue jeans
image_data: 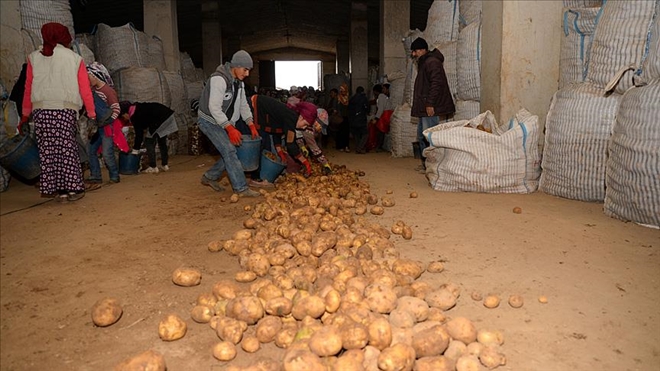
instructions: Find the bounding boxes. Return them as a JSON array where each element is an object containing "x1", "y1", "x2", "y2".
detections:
[
  {"x1": 88, "y1": 129, "x2": 119, "y2": 182},
  {"x1": 417, "y1": 116, "x2": 440, "y2": 154},
  {"x1": 197, "y1": 117, "x2": 248, "y2": 192}
]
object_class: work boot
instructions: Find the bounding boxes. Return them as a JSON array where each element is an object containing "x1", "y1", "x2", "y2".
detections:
[
  {"x1": 200, "y1": 175, "x2": 225, "y2": 192},
  {"x1": 238, "y1": 188, "x2": 260, "y2": 197}
]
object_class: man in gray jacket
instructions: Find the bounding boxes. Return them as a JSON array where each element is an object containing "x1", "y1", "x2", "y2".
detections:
[
  {"x1": 410, "y1": 37, "x2": 455, "y2": 172},
  {"x1": 197, "y1": 50, "x2": 260, "y2": 197}
]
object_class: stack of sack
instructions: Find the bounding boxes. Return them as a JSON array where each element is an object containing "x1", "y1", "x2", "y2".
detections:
[
  {"x1": 540, "y1": 0, "x2": 657, "y2": 210},
  {"x1": 455, "y1": 0, "x2": 482, "y2": 120}
]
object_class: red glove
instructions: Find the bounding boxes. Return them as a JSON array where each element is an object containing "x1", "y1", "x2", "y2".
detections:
[
  {"x1": 248, "y1": 124, "x2": 259, "y2": 139},
  {"x1": 298, "y1": 156, "x2": 312, "y2": 177},
  {"x1": 276, "y1": 147, "x2": 288, "y2": 163},
  {"x1": 225, "y1": 125, "x2": 242, "y2": 145}
]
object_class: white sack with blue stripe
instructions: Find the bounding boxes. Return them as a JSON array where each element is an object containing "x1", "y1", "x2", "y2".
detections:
[
  {"x1": 560, "y1": 7, "x2": 600, "y2": 89},
  {"x1": 95, "y1": 23, "x2": 151, "y2": 74},
  {"x1": 563, "y1": 0, "x2": 603, "y2": 7},
  {"x1": 433, "y1": 41, "x2": 458, "y2": 100},
  {"x1": 423, "y1": 109, "x2": 540, "y2": 194},
  {"x1": 585, "y1": 0, "x2": 657, "y2": 94},
  {"x1": 605, "y1": 81, "x2": 660, "y2": 228},
  {"x1": 459, "y1": 0, "x2": 481, "y2": 31},
  {"x1": 457, "y1": 19, "x2": 481, "y2": 101},
  {"x1": 389, "y1": 104, "x2": 416, "y2": 158},
  {"x1": 540, "y1": 83, "x2": 621, "y2": 201},
  {"x1": 424, "y1": 0, "x2": 460, "y2": 45},
  {"x1": 454, "y1": 99, "x2": 481, "y2": 121},
  {"x1": 638, "y1": 5, "x2": 660, "y2": 83}
]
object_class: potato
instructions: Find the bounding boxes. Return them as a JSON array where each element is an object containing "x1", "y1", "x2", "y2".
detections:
[
  {"x1": 392, "y1": 259, "x2": 424, "y2": 279},
  {"x1": 412, "y1": 325, "x2": 450, "y2": 358},
  {"x1": 470, "y1": 291, "x2": 483, "y2": 301},
  {"x1": 424, "y1": 288, "x2": 457, "y2": 311},
  {"x1": 291, "y1": 295, "x2": 326, "y2": 320},
  {"x1": 396, "y1": 296, "x2": 429, "y2": 323},
  {"x1": 230, "y1": 193, "x2": 240, "y2": 203},
  {"x1": 158, "y1": 314, "x2": 187, "y2": 341},
  {"x1": 409, "y1": 191, "x2": 418, "y2": 198},
  {"x1": 426, "y1": 307, "x2": 447, "y2": 323},
  {"x1": 426, "y1": 261, "x2": 444, "y2": 273},
  {"x1": 456, "y1": 355, "x2": 484, "y2": 371},
  {"x1": 172, "y1": 267, "x2": 202, "y2": 287},
  {"x1": 367, "y1": 316, "x2": 392, "y2": 351},
  {"x1": 479, "y1": 346, "x2": 506, "y2": 369},
  {"x1": 512, "y1": 206, "x2": 522, "y2": 214},
  {"x1": 226, "y1": 296, "x2": 264, "y2": 325},
  {"x1": 241, "y1": 334, "x2": 261, "y2": 353},
  {"x1": 216, "y1": 316, "x2": 248, "y2": 344},
  {"x1": 538, "y1": 295, "x2": 548, "y2": 304},
  {"x1": 445, "y1": 317, "x2": 477, "y2": 344},
  {"x1": 370, "y1": 206, "x2": 384, "y2": 215},
  {"x1": 274, "y1": 324, "x2": 298, "y2": 349},
  {"x1": 414, "y1": 356, "x2": 454, "y2": 371},
  {"x1": 340, "y1": 321, "x2": 369, "y2": 350},
  {"x1": 235, "y1": 270, "x2": 258, "y2": 283},
  {"x1": 311, "y1": 231, "x2": 338, "y2": 256},
  {"x1": 335, "y1": 349, "x2": 366, "y2": 371},
  {"x1": 364, "y1": 283, "x2": 398, "y2": 314},
  {"x1": 283, "y1": 349, "x2": 325, "y2": 371},
  {"x1": 233, "y1": 229, "x2": 252, "y2": 240},
  {"x1": 476, "y1": 329, "x2": 504, "y2": 346},
  {"x1": 377, "y1": 343, "x2": 416, "y2": 371},
  {"x1": 363, "y1": 346, "x2": 381, "y2": 370},
  {"x1": 91, "y1": 297, "x2": 122, "y2": 327},
  {"x1": 466, "y1": 342, "x2": 484, "y2": 356},
  {"x1": 366, "y1": 194, "x2": 379, "y2": 205},
  {"x1": 401, "y1": 225, "x2": 413, "y2": 240},
  {"x1": 264, "y1": 296, "x2": 293, "y2": 317},
  {"x1": 388, "y1": 308, "x2": 416, "y2": 329},
  {"x1": 255, "y1": 315, "x2": 283, "y2": 343},
  {"x1": 444, "y1": 340, "x2": 468, "y2": 360},
  {"x1": 247, "y1": 253, "x2": 271, "y2": 277},
  {"x1": 243, "y1": 218, "x2": 259, "y2": 229},
  {"x1": 381, "y1": 197, "x2": 395, "y2": 207},
  {"x1": 212, "y1": 341, "x2": 237, "y2": 361},
  {"x1": 208, "y1": 240, "x2": 223, "y2": 252},
  {"x1": 483, "y1": 295, "x2": 500, "y2": 309},
  {"x1": 324, "y1": 288, "x2": 341, "y2": 313},
  {"x1": 190, "y1": 305, "x2": 214, "y2": 323},
  {"x1": 114, "y1": 349, "x2": 166, "y2": 371},
  {"x1": 508, "y1": 295, "x2": 524, "y2": 308},
  {"x1": 308, "y1": 325, "x2": 343, "y2": 356}
]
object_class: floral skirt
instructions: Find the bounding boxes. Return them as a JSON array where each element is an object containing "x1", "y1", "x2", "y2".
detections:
[{"x1": 33, "y1": 109, "x2": 84, "y2": 195}]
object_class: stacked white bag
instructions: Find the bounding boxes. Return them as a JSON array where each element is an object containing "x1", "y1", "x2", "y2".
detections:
[
  {"x1": 424, "y1": 109, "x2": 541, "y2": 194},
  {"x1": 540, "y1": 0, "x2": 657, "y2": 202},
  {"x1": 559, "y1": 7, "x2": 600, "y2": 89},
  {"x1": 20, "y1": 0, "x2": 74, "y2": 45},
  {"x1": 605, "y1": 2, "x2": 660, "y2": 228},
  {"x1": 455, "y1": 16, "x2": 481, "y2": 120}
]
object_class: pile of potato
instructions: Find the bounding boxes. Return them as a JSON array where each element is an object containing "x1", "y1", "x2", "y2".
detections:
[{"x1": 194, "y1": 167, "x2": 507, "y2": 370}]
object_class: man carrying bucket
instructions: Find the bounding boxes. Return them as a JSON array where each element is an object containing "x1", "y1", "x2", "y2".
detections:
[{"x1": 196, "y1": 50, "x2": 260, "y2": 197}]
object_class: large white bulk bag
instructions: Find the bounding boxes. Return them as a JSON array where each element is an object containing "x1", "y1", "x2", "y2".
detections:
[
  {"x1": 20, "y1": 0, "x2": 74, "y2": 44},
  {"x1": 112, "y1": 67, "x2": 171, "y2": 107},
  {"x1": 563, "y1": 0, "x2": 603, "y2": 7},
  {"x1": 162, "y1": 71, "x2": 188, "y2": 115},
  {"x1": 457, "y1": 19, "x2": 481, "y2": 101},
  {"x1": 146, "y1": 36, "x2": 166, "y2": 71},
  {"x1": 459, "y1": 0, "x2": 481, "y2": 30},
  {"x1": 424, "y1": 109, "x2": 541, "y2": 194},
  {"x1": 454, "y1": 100, "x2": 480, "y2": 121},
  {"x1": 586, "y1": 0, "x2": 657, "y2": 94},
  {"x1": 540, "y1": 83, "x2": 621, "y2": 201},
  {"x1": 559, "y1": 7, "x2": 600, "y2": 89},
  {"x1": 389, "y1": 104, "x2": 416, "y2": 158},
  {"x1": 95, "y1": 23, "x2": 150, "y2": 74},
  {"x1": 424, "y1": 0, "x2": 459, "y2": 45},
  {"x1": 433, "y1": 41, "x2": 457, "y2": 100},
  {"x1": 605, "y1": 81, "x2": 660, "y2": 228},
  {"x1": 638, "y1": 7, "x2": 660, "y2": 83},
  {"x1": 71, "y1": 40, "x2": 95, "y2": 65}
]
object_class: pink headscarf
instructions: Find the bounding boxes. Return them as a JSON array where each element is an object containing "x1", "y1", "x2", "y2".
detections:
[
  {"x1": 40, "y1": 22, "x2": 72, "y2": 57},
  {"x1": 289, "y1": 101, "x2": 318, "y2": 126}
]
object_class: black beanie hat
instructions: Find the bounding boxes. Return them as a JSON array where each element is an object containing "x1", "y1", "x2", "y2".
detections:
[{"x1": 411, "y1": 37, "x2": 428, "y2": 51}]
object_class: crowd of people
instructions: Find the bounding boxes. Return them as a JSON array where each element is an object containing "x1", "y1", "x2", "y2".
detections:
[{"x1": 9, "y1": 22, "x2": 456, "y2": 202}]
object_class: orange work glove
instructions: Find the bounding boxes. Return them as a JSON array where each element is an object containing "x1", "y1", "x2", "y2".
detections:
[
  {"x1": 297, "y1": 155, "x2": 312, "y2": 178},
  {"x1": 248, "y1": 123, "x2": 259, "y2": 139},
  {"x1": 276, "y1": 147, "x2": 288, "y2": 163},
  {"x1": 225, "y1": 125, "x2": 243, "y2": 145}
]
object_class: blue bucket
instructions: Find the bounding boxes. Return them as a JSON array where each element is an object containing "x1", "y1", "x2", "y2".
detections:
[
  {"x1": 236, "y1": 135, "x2": 261, "y2": 172},
  {"x1": 118, "y1": 152, "x2": 140, "y2": 175},
  {"x1": 259, "y1": 150, "x2": 286, "y2": 183},
  {"x1": 0, "y1": 134, "x2": 41, "y2": 180}
]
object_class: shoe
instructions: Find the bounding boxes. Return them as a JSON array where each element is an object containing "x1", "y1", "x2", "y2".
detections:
[
  {"x1": 85, "y1": 182, "x2": 102, "y2": 191},
  {"x1": 160, "y1": 165, "x2": 170, "y2": 172},
  {"x1": 54, "y1": 194, "x2": 69, "y2": 203},
  {"x1": 238, "y1": 188, "x2": 261, "y2": 197},
  {"x1": 67, "y1": 192, "x2": 85, "y2": 202},
  {"x1": 249, "y1": 179, "x2": 274, "y2": 188},
  {"x1": 109, "y1": 178, "x2": 120, "y2": 184},
  {"x1": 344, "y1": 148, "x2": 350, "y2": 153},
  {"x1": 201, "y1": 175, "x2": 225, "y2": 192},
  {"x1": 143, "y1": 166, "x2": 159, "y2": 174}
]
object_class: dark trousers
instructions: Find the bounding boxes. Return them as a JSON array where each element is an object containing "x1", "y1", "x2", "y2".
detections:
[
  {"x1": 336, "y1": 118, "x2": 350, "y2": 149},
  {"x1": 351, "y1": 125, "x2": 368, "y2": 153},
  {"x1": 145, "y1": 135, "x2": 168, "y2": 167}
]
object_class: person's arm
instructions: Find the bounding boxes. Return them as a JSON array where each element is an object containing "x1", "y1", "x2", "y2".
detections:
[
  {"x1": 239, "y1": 86, "x2": 253, "y2": 125},
  {"x1": 21, "y1": 60, "x2": 33, "y2": 118},
  {"x1": 375, "y1": 94, "x2": 386, "y2": 119},
  {"x1": 208, "y1": 76, "x2": 231, "y2": 128},
  {"x1": 426, "y1": 58, "x2": 448, "y2": 110},
  {"x1": 77, "y1": 62, "x2": 96, "y2": 119},
  {"x1": 97, "y1": 84, "x2": 120, "y2": 120}
]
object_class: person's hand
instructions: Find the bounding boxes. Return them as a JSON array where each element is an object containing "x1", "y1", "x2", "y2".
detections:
[
  {"x1": 130, "y1": 149, "x2": 140, "y2": 155},
  {"x1": 322, "y1": 163, "x2": 332, "y2": 175},
  {"x1": 300, "y1": 145, "x2": 309, "y2": 158},
  {"x1": 426, "y1": 107, "x2": 435, "y2": 117},
  {"x1": 225, "y1": 125, "x2": 242, "y2": 145},
  {"x1": 248, "y1": 124, "x2": 259, "y2": 139},
  {"x1": 276, "y1": 148, "x2": 288, "y2": 163},
  {"x1": 299, "y1": 158, "x2": 312, "y2": 178},
  {"x1": 87, "y1": 118, "x2": 98, "y2": 139}
]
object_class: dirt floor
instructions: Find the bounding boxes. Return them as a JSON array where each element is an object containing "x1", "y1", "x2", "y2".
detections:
[{"x1": 0, "y1": 150, "x2": 658, "y2": 371}]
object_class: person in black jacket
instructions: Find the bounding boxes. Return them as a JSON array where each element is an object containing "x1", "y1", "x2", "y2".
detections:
[
  {"x1": 120, "y1": 101, "x2": 176, "y2": 173},
  {"x1": 348, "y1": 86, "x2": 370, "y2": 154}
]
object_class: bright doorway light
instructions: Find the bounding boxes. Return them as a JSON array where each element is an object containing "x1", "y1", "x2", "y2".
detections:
[{"x1": 275, "y1": 61, "x2": 321, "y2": 91}]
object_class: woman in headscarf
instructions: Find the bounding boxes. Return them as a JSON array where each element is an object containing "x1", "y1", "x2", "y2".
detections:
[
  {"x1": 22, "y1": 22, "x2": 96, "y2": 202},
  {"x1": 335, "y1": 83, "x2": 350, "y2": 152},
  {"x1": 294, "y1": 108, "x2": 333, "y2": 175}
]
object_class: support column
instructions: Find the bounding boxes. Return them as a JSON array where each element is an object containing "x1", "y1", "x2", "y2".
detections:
[
  {"x1": 202, "y1": 0, "x2": 222, "y2": 75},
  {"x1": 350, "y1": 2, "x2": 369, "y2": 92},
  {"x1": 336, "y1": 37, "x2": 350, "y2": 76},
  {"x1": 481, "y1": 0, "x2": 562, "y2": 131},
  {"x1": 0, "y1": 0, "x2": 24, "y2": 92},
  {"x1": 380, "y1": 0, "x2": 409, "y2": 82},
  {"x1": 143, "y1": 0, "x2": 181, "y2": 72}
]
